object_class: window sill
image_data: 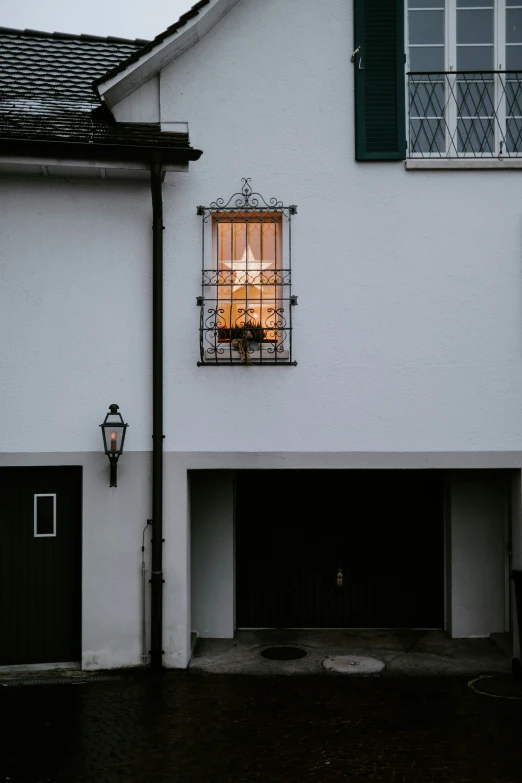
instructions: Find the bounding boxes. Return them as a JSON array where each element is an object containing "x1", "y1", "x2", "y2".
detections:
[
  {"x1": 405, "y1": 158, "x2": 522, "y2": 171},
  {"x1": 200, "y1": 347, "x2": 292, "y2": 365}
]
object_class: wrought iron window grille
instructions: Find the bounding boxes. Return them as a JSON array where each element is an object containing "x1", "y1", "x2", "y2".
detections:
[
  {"x1": 196, "y1": 178, "x2": 298, "y2": 366},
  {"x1": 408, "y1": 71, "x2": 522, "y2": 158}
]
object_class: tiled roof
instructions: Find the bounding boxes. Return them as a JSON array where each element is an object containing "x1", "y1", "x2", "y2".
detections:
[
  {"x1": 94, "y1": 1, "x2": 211, "y2": 86},
  {"x1": 0, "y1": 27, "x2": 196, "y2": 156},
  {"x1": 0, "y1": 27, "x2": 149, "y2": 100},
  {"x1": 0, "y1": 100, "x2": 190, "y2": 148}
]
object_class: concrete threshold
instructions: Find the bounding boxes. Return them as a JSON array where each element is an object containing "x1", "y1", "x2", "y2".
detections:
[
  {"x1": 0, "y1": 663, "x2": 147, "y2": 685},
  {"x1": 0, "y1": 661, "x2": 80, "y2": 674},
  {"x1": 189, "y1": 629, "x2": 513, "y2": 676}
]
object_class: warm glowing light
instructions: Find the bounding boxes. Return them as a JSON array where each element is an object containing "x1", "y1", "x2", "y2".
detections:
[
  {"x1": 220, "y1": 256, "x2": 275, "y2": 291},
  {"x1": 110, "y1": 431, "x2": 117, "y2": 452},
  {"x1": 216, "y1": 218, "x2": 282, "y2": 339}
]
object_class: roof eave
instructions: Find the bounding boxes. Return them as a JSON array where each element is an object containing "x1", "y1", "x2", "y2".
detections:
[
  {"x1": 0, "y1": 137, "x2": 203, "y2": 164},
  {"x1": 94, "y1": 0, "x2": 241, "y2": 107},
  {"x1": 0, "y1": 26, "x2": 150, "y2": 45}
]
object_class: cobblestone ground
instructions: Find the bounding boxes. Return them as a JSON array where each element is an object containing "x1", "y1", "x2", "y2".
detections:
[{"x1": 1, "y1": 672, "x2": 521, "y2": 783}]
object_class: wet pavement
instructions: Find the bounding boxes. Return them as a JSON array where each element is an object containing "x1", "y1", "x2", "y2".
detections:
[{"x1": 1, "y1": 670, "x2": 522, "y2": 783}]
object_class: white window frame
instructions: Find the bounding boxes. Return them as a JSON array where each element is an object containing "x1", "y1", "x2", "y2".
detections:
[
  {"x1": 34, "y1": 493, "x2": 57, "y2": 538},
  {"x1": 407, "y1": 0, "x2": 521, "y2": 157}
]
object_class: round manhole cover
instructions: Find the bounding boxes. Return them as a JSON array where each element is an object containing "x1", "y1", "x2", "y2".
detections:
[
  {"x1": 322, "y1": 655, "x2": 385, "y2": 674},
  {"x1": 260, "y1": 646, "x2": 307, "y2": 661},
  {"x1": 469, "y1": 676, "x2": 522, "y2": 699}
]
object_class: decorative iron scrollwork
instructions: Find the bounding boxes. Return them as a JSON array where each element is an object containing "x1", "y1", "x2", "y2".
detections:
[
  {"x1": 197, "y1": 178, "x2": 297, "y2": 223},
  {"x1": 196, "y1": 178, "x2": 297, "y2": 366}
]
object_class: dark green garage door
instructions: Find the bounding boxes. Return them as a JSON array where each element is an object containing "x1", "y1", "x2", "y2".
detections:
[
  {"x1": 0, "y1": 467, "x2": 82, "y2": 665},
  {"x1": 236, "y1": 470, "x2": 444, "y2": 629}
]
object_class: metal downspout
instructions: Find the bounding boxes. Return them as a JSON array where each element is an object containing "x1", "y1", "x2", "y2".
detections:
[{"x1": 150, "y1": 162, "x2": 164, "y2": 670}]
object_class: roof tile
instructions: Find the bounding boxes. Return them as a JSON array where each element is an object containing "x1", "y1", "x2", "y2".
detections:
[{"x1": 0, "y1": 27, "x2": 194, "y2": 153}]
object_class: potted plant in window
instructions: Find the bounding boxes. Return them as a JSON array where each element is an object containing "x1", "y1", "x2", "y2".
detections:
[{"x1": 230, "y1": 320, "x2": 266, "y2": 364}]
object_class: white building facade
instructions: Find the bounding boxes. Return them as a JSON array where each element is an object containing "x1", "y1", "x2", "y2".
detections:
[{"x1": 1, "y1": 0, "x2": 522, "y2": 670}]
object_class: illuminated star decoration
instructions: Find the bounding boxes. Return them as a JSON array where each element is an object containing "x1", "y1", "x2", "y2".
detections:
[{"x1": 220, "y1": 242, "x2": 275, "y2": 292}]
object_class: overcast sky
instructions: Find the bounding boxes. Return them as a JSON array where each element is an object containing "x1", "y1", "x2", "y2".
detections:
[{"x1": 0, "y1": 0, "x2": 193, "y2": 40}]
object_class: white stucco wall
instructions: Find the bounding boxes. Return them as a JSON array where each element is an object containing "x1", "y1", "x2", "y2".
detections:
[
  {"x1": 81, "y1": 452, "x2": 153, "y2": 669},
  {"x1": 450, "y1": 471, "x2": 508, "y2": 637},
  {"x1": 190, "y1": 470, "x2": 235, "y2": 638},
  {"x1": 157, "y1": 0, "x2": 522, "y2": 455},
  {"x1": 0, "y1": 177, "x2": 152, "y2": 453},
  {"x1": 112, "y1": 77, "x2": 160, "y2": 123}
]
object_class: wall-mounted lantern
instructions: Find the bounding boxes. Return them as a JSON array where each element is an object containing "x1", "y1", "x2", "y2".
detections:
[{"x1": 100, "y1": 404, "x2": 128, "y2": 487}]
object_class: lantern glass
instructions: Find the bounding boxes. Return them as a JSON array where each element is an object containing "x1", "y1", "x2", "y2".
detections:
[
  {"x1": 102, "y1": 424, "x2": 124, "y2": 456},
  {"x1": 100, "y1": 406, "x2": 127, "y2": 457}
]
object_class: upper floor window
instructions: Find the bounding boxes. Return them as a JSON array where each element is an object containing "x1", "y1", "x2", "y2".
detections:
[
  {"x1": 408, "y1": 0, "x2": 522, "y2": 156},
  {"x1": 196, "y1": 179, "x2": 297, "y2": 366},
  {"x1": 352, "y1": 0, "x2": 522, "y2": 160},
  {"x1": 408, "y1": 0, "x2": 522, "y2": 74}
]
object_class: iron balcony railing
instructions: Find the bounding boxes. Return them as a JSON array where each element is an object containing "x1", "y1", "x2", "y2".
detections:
[{"x1": 408, "y1": 71, "x2": 522, "y2": 158}]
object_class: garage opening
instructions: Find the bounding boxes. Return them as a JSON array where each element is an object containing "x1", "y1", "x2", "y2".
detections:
[{"x1": 235, "y1": 470, "x2": 445, "y2": 629}]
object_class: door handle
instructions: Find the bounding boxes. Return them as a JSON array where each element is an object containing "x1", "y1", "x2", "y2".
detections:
[{"x1": 336, "y1": 568, "x2": 344, "y2": 587}]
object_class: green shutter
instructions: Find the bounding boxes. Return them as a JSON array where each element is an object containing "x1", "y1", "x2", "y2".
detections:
[{"x1": 354, "y1": 0, "x2": 406, "y2": 161}]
